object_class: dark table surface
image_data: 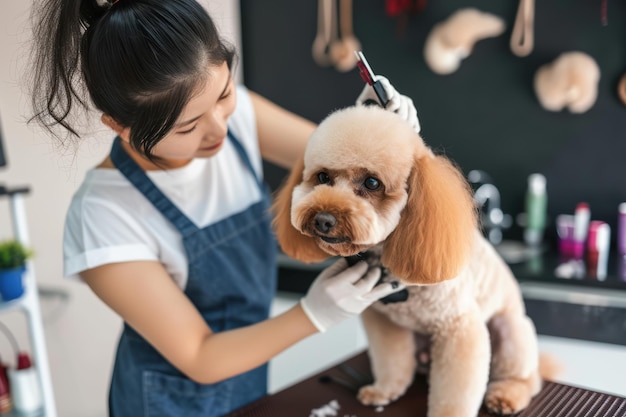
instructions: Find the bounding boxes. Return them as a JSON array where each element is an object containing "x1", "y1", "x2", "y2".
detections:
[{"x1": 226, "y1": 350, "x2": 626, "y2": 417}]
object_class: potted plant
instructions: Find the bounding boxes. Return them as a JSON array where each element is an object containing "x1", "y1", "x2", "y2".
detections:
[{"x1": 0, "y1": 240, "x2": 33, "y2": 301}]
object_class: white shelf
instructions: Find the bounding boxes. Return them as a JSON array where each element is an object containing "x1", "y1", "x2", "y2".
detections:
[{"x1": 1, "y1": 187, "x2": 57, "y2": 417}]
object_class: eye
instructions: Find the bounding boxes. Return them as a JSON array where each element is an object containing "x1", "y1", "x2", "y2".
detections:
[
  {"x1": 317, "y1": 172, "x2": 331, "y2": 184},
  {"x1": 177, "y1": 125, "x2": 197, "y2": 135},
  {"x1": 363, "y1": 177, "x2": 381, "y2": 190},
  {"x1": 219, "y1": 89, "x2": 232, "y2": 101}
]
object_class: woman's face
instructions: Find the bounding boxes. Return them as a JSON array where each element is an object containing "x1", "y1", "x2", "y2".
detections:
[
  {"x1": 114, "y1": 62, "x2": 237, "y2": 169},
  {"x1": 154, "y1": 62, "x2": 237, "y2": 165}
]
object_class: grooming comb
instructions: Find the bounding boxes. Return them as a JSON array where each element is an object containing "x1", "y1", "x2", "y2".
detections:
[{"x1": 355, "y1": 51, "x2": 389, "y2": 108}]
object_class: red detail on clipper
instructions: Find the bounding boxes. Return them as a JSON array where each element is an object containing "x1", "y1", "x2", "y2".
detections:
[{"x1": 357, "y1": 61, "x2": 374, "y2": 86}]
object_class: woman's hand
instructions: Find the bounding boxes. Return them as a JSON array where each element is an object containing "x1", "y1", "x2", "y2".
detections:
[
  {"x1": 356, "y1": 75, "x2": 421, "y2": 134},
  {"x1": 300, "y1": 258, "x2": 405, "y2": 332}
]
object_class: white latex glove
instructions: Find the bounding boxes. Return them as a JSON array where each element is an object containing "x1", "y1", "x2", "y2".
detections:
[
  {"x1": 356, "y1": 75, "x2": 421, "y2": 134},
  {"x1": 300, "y1": 258, "x2": 405, "y2": 332}
]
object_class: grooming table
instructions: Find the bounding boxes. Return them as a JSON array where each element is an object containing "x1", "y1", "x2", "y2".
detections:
[{"x1": 226, "y1": 350, "x2": 626, "y2": 417}]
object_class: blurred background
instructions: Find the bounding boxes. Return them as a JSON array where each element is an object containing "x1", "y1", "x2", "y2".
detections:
[{"x1": 0, "y1": 1, "x2": 625, "y2": 416}]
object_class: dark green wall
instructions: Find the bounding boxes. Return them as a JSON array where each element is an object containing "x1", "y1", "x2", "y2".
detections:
[{"x1": 241, "y1": 0, "x2": 626, "y2": 245}]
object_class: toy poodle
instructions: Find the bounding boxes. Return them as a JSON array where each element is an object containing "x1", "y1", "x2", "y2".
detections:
[{"x1": 272, "y1": 105, "x2": 548, "y2": 417}]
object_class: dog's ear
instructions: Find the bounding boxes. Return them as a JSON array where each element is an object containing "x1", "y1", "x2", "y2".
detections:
[
  {"x1": 382, "y1": 151, "x2": 477, "y2": 284},
  {"x1": 271, "y1": 157, "x2": 330, "y2": 263}
]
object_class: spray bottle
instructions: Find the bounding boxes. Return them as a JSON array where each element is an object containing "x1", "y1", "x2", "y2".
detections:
[{"x1": 524, "y1": 173, "x2": 547, "y2": 247}]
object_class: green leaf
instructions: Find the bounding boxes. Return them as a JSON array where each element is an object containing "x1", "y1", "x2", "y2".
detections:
[{"x1": 0, "y1": 240, "x2": 33, "y2": 270}]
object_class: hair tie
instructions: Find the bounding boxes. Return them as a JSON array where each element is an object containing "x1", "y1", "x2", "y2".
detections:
[{"x1": 95, "y1": 0, "x2": 119, "y2": 7}]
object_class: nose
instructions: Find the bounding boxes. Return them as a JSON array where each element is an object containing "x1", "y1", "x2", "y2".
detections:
[
  {"x1": 204, "y1": 110, "x2": 229, "y2": 141},
  {"x1": 314, "y1": 212, "x2": 337, "y2": 234},
  {"x1": 207, "y1": 121, "x2": 228, "y2": 143}
]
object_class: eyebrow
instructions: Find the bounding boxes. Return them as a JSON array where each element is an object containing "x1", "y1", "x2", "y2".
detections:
[{"x1": 175, "y1": 76, "x2": 232, "y2": 128}]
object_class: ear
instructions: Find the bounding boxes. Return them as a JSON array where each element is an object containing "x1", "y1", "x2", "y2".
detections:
[
  {"x1": 101, "y1": 114, "x2": 130, "y2": 140},
  {"x1": 271, "y1": 157, "x2": 330, "y2": 263},
  {"x1": 382, "y1": 152, "x2": 477, "y2": 284}
]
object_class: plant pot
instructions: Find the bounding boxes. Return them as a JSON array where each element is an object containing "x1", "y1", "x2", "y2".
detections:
[{"x1": 0, "y1": 267, "x2": 25, "y2": 301}]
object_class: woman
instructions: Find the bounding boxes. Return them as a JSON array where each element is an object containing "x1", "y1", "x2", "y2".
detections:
[{"x1": 29, "y1": 0, "x2": 415, "y2": 415}]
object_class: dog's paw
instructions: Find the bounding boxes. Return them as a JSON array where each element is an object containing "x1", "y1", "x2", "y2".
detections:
[
  {"x1": 484, "y1": 379, "x2": 533, "y2": 415},
  {"x1": 357, "y1": 384, "x2": 405, "y2": 407}
]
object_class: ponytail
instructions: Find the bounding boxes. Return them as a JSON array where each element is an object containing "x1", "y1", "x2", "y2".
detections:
[{"x1": 30, "y1": 0, "x2": 100, "y2": 139}]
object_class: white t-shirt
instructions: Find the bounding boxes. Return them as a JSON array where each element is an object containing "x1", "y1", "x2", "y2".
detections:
[{"x1": 63, "y1": 86, "x2": 264, "y2": 289}]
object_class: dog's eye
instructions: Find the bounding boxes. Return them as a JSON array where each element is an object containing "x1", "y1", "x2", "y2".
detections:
[
  {"x1": 364, "y1": 177, "x2": 381, "y2": 190},
  {"x1": 317, "y1": 172, "x2": 331, "y2": 184}
]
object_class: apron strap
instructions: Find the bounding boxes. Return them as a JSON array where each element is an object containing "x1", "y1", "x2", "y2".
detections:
[
  {"x1": 110, "y1": 137, "x2": 199, "y2": 236},
  {"x1": 109, "y1": 129, "x2": 266, "y2": 236},
  {"x1": 226, "y1": 130, "x2": 265, "y2": 190}
]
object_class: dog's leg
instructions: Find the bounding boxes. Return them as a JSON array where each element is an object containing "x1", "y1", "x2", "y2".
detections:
[
  {"x1": 357, "y1": 308, "x2": 417, "y2": 406},
  {"x1": 428, "y1": 311, "x2": 490, "y2": 417},
  {"x1": 484, "y1": 311, "x2": 541, "y2": 414}
]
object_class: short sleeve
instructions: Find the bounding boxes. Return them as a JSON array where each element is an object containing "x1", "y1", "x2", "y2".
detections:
[{"x1": 63, "y1": 186, "x2": 159, "y2": 279}]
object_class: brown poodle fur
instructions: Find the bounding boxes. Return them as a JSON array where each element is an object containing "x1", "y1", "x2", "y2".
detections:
[{"x1": 272, "y1": 105, "x2": 548, "y2": 417}]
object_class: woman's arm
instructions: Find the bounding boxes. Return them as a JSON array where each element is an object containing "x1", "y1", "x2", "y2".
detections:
[
  {"x1": 81, "y1": 261, "x2": 318, "y2": 384},
  {"x1": 249, "y1": 91, "x2": 316, "y2": 169}
]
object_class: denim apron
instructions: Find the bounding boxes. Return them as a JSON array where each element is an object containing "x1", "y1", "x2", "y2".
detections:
[{"x1": 108, "y1": 132, "x2": 277, "y2": 417}]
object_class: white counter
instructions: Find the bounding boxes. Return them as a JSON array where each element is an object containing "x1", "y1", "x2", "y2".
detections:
[{"x1": 269, "y1": 292, "x2": 626, "y2": 397}]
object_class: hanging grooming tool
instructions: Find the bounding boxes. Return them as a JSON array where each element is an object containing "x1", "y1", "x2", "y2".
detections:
[
  {"x1": 329, "y1": 0, "x2": 361, "y2": 72},
  {"x1": 619, "y1": 73, "x2": 626, "y2": 106},
  {"x1": 312, "y1": 0, "x2": 337, "y2": 67},
  {"x1": 354, "y1": 51, "x2": 389, "y2": 108},
  {"x1": 510, "y1": 0, "x2": 535, "y2": 57}
]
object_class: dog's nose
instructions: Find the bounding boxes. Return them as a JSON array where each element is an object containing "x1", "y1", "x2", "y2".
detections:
[{"x1": 314, "y1": 212, "x2": 337, "y2": 234}]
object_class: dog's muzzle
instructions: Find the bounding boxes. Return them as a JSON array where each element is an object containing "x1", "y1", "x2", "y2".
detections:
[
  {"x1": 314, "y1": 212, "x2": 336, "y2": 233},
  {"x1": 313, "y1": 212, "x2": 349, "y2": 243}
]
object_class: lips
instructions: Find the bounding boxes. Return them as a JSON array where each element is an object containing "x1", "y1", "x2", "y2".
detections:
[
  {"x1": 200, "y1": 139, "x2": 224, "y2": 151},
  {"x1": 316, "y1": 235, "x2": 369, "y2": 257},
  {"x1": 319, "y1": 235, "x2": 349, "y2": 244}
]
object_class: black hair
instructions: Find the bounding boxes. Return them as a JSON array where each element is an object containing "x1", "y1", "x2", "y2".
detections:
[{"x1": 29, "y1": 0, "x2": 236, "y2": 160}]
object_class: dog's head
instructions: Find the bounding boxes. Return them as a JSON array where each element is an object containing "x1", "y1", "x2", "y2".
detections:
[{"x1": 272, "y1": 105, "x2": 477, "y2": 284}]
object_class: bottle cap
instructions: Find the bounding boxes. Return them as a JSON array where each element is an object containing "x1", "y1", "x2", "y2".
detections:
[
  {"x1": 528, "y1": 173, "x2": 546, "y2": 194},
  {"x1": 576, "y1": 202, "x2": 590, "y2": 212},
  {"x1": 16, "y1": 353, "x2": 31, "y2": 370}
]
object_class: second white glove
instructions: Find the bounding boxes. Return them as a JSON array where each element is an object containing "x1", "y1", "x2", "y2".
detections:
[
  {"x1": 300, "y1": 258, "x2": 405, "y2": 332},
  {"x1": 356, "y1": 75, "x2": 421, "y2": 134}
]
